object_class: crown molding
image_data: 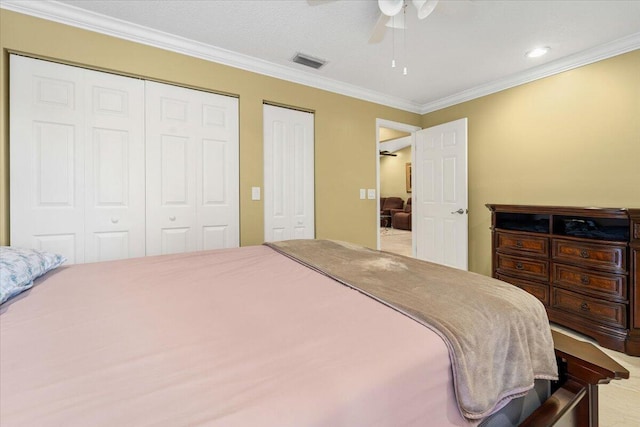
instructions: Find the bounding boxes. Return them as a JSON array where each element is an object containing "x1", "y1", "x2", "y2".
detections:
[
  {"x1": 0, "y1": 0, "x2": 423, "y2": 114},
  {"x1": 419, "y1": 32, "x2": 640, "y2": 114},
  {"x1": 2, "y1": 1, "x2": 638, "y2": 116}
]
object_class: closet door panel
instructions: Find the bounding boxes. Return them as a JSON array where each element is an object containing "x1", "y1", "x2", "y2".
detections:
[
  {"x1": 146, "y1": 81, "x2": 238, "y2": 255},
  {"x1": 161, "y1": 228, "x2": 191, "y2": 254},
  {"x1": 197, "y1": 94, "x2": 239, "y2": 250},
  {"x1": 263, "y1": 105, "x2": 314, "y2": 242},
  {"x1": 84, "y1": 71, "x2": 145, "y2": 262},
  {"x1": 161, "y1": 135, "x2": 190, "y2": 205},
  {"x1": 10, "y1": 56, "x2": 85, "y2": 263},
  {"x1": 145, "y1": 81, "x2": 198, "y2": 255},
  {"x1": 34, "y1": 123, "x2": 76, "y2": 205}
]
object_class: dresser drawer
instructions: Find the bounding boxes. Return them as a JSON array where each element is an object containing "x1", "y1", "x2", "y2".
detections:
[
  {"x1": 496, "y1": 254, "x2": 549, "y2": 282},
  {"x1": 497, "y1": 274, "x2": 549, "y2": 306},
  {"x1": 552, "y1": 288, "x2": 626, "y2": 329},
  {"x1": 496, "y1": 231, "x2": 549, "y2": 257},
  {"x1": 552, "y1": 239, "x2": 627, "y2": 272},
  {"x1": 552, "y1": 263, "x2": 627, "y2": 301}
]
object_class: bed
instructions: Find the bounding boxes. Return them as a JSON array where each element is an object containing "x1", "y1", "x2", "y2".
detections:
[{"x1": 0, "y1": 240, "x2": 628, "y2": 426}]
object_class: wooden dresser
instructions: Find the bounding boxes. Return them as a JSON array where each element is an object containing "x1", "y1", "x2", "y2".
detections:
[{"x1": 487, "y1": 205, "x2": 640, "y2": 356}]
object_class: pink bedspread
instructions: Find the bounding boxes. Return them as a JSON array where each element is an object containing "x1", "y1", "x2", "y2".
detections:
[{"x1": 0, "y1": 246, "x2": 474, "y2": 426}]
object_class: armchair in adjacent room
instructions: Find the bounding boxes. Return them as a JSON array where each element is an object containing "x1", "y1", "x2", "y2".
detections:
[
  {"x1": 392, "y1": 197, "x2": 412, "y2": 230},
  {"x1": 380, "y1": 197, "x2": 404, "y2": 227},
  {"x1": 381, "y1": 197, "x2": 404, "y2": 215}
]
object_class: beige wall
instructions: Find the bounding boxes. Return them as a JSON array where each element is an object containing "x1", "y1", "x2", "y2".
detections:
[
  {"x1": 380, "y1": 145, "x2": 412, "y2": 201},
  {"x1": 3, "y1": 11, "x2": 638, "y2": 278},
  {"x1": 0, "y1": 10, "x2": 421, "y2": 249},
  {"x1": 422, "y1": 50, "x2": 640, "y2": 276}
]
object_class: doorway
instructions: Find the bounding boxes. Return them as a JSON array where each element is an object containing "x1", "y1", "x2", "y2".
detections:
[
  {"x1": 376, "y1": 119, "x2": 420, "y2": 254},
  {"x1": 376, "y1": 118, "x2": 469, "y2": 270}
]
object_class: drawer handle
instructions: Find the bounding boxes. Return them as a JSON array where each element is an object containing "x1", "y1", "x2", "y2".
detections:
[
  {"x1": 579, "y1": 249, "x2": 590, "y2": 258},
  {"x1": 580, "y1": 302, "x2": 590, "y2": 312},
  {"x1": 580, "y1": 275, "x2": 590, "y2": 285},
  {"x1": 515, "y1": 241, "x2": 523, "y2": 248},
  {"x1": 515, "y1": 262, "x2": 524, "y2": 270}
]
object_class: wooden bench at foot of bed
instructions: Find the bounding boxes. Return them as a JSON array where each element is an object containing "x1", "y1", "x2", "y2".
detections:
[{"x1": 521, "y1": 330, "x2": 629, "y2": 427}]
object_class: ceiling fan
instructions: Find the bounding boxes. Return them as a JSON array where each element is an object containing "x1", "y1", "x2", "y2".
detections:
[
  {"x1": 308, "y1": 0, "x2": 439, "y2": 44},
  {"x1": 379, "y1": 150, "x2": 398, "y2": 157},
  {"x1": 372, "y1": 0, "x2": 439, "y2": 43}
]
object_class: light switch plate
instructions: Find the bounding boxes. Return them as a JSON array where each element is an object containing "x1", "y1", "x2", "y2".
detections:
[
  {"x1": 367, "y1": 189, "x2": 376, "y2": 199},
  {"x1": 251, "y1": 187, "x2": 261, "y2": 201},
  {"x1": 359, "y1": 189, "x2": 366, "y2": 199}
]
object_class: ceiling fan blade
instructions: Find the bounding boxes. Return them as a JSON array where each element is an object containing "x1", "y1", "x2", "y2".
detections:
[{"x1": 368, "y1": 12, "x2": 390, "y2": 44}]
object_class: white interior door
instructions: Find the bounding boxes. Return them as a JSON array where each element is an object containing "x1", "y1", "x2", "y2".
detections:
[
  {"x1": 83, "y1": 68, "x2": 145, "y2": 263},
  {"x1": 263, "y1": 104, "x2": 315, "y2": 242},
  {"x1": 10, "y1": 56, "x2": 86, "y2": 263},
  {"x1": 10, "y1": 55, "x2": 145, "y2": 264},
  {"x1": 145, "y1": 81, "x2": 239, "y2": 255},
  {"x1": 414, "y1": 118, "x2": 468, "y2": 269}
]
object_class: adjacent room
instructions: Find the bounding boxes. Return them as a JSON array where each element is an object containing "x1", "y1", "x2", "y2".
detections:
[
  {"x1": 1, "y1": 1, "x2": 639, "y2": 426},
  {"x1": 379, "y1": 126, "x2": 413, "y2": 256}
]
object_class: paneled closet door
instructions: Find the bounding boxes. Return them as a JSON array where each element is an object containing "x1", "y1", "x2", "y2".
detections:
[
  {"x1": 10, "y1": 56, "x2": 86, "y2": 263},
  {"x1": 263, "y1": 104, "x2": 315, "y2": 242},
  {"x1": 83, "y1": 70, "x2": 145, "y2": 263},
  {"x1": 10, "y1": 55, "x2": 145, "y2": 264},
  {"x1": 145, "y1": 81, "x2": 239, "y2": 255}
]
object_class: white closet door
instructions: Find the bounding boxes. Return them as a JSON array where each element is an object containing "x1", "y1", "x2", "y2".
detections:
[
  {"x1": 10, "y1": 55, "x2": 145, "y2": 264},
  {"x1": 263, "y1": 105, "x2": 315, "y2": 242},
  {"x1": 145, "y1": 81, "x2": 239, "y2": 255},
  {"x1": 83, "y1": 70, "x2": 145, "y2": 262},
  {"x1": 10, "y1": 56, "x2": 86, "y2": 263}
]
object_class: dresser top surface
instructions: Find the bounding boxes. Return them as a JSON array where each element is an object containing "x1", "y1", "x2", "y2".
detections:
[{"x1": 486, "y1": 204, "x2": 633, "y2": 219}]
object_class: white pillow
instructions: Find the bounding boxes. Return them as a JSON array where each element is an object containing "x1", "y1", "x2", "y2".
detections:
[{"x1": 0, "y1": 247, "x2": 66, "y2": 305}]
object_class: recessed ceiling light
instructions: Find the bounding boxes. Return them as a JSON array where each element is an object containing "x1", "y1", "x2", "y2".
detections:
[{"x1": 525, "y1": 47, "x2": 551, "y2": 58}]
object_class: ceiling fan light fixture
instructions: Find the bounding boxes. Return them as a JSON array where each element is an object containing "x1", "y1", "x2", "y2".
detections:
[
  {"x1": 378, "y1": 0, "x2": 404, "y2": 17},
  {"x1": 412, "y1": 0, "x2": 439, "y2": 20},
  {"x1": 385, "y1": 12, "x2": 406, "y2": 29},
  {"x1": 525, "y1": 46, "x2": 551, "y2": 58}
]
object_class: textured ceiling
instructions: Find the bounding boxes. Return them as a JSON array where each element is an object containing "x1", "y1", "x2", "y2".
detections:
[{"x1": 25, "y1": 0, "x2": 640, "y2": 110}]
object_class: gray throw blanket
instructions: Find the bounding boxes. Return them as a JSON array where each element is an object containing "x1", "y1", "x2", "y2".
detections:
[{"x1": 265, "y1": 239, "x2": 558, "y2": 421}]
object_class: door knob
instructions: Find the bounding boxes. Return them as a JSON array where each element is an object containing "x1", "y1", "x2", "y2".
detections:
[
  {"x1": 169, "y1": 216, "x2": 176, "y2": 221},
  {"x1": 451, "y1": 208, "x2": 466, "y2": 214},
  {"x1": 110, "y1": 217, "x2": 119, "y2": 224}
]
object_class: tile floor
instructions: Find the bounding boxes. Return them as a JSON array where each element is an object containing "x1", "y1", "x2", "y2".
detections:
[
  {"x1": 379, "y1": 227, "x2": 413, "y2": 257},
  {"x1": 379, "y1": 228, "x2": 640, "y2": 426}
]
